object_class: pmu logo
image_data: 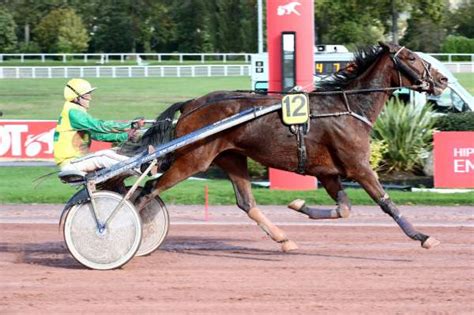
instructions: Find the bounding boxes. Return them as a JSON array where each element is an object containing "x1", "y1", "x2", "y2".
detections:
[
  {"x1": 277, "y1": 1, "x2": 302, "y2": 16},
  {"x1": 0, "y1": 124, "x2": 54, "y2": 157}
]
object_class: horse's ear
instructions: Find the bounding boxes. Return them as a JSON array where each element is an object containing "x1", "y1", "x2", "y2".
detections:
[{"x1": 378, "y1": 41, "x2": 397, "y2": 53}]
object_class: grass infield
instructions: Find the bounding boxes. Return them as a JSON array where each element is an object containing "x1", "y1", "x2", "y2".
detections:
[{"x1": 0, "y1": 166, "x2": 473, "y2": 205}]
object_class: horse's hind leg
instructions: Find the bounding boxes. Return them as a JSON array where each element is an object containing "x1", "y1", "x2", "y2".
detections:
[
  {"x1": 214, "y1": 152, "x2": 298, "y2": 252},
  {"x1": 288, "y1": 174, "x2": 351, "y2": 219},
  {"x1": 353, "y1": 166, "x2": 439, "y2": 249}
]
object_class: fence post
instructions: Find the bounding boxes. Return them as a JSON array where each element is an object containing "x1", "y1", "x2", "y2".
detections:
[
  {"x1": 179, "y1": 54, "x2": 183, "y2": 63},
  {"x1": 63, "y1": 54, "x2": 66, "y2": 63},
  {"x1": 48, "y1": 67, "x2": 52, "y2": 78},
  {"x1": 21, "y1": 54, "x2": 24, "y2": 63}
]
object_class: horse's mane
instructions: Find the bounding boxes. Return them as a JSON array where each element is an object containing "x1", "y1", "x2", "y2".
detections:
[
  {"x1": 118, "y1": 99, "x2": 190, "y2": 156},
  {"x1": 318, "y1": 45, "x2": 384, "y2": 91}
]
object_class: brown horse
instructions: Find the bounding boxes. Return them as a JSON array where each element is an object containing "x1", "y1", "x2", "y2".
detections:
[{"x1": 127, "y1": 42, "x2": 447, "y2": 252}]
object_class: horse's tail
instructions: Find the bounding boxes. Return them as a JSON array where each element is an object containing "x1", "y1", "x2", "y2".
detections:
[{"x1": 119, "y1": 100, "x2": 190, "y2": 158}]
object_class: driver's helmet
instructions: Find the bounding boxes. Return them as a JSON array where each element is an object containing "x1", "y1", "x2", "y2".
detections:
[{"x1": 64, "y1": 78, "x2": 97, "y2": 101}]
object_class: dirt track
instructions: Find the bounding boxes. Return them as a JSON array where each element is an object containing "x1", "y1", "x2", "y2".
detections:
[{"x1": 1, "y1": 204, "x2": 473, "y2": 314}]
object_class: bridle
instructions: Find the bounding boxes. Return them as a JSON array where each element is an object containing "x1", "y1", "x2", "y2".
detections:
[{"x1": 390, "y1": 46, "x2": 434, "y2": 92}]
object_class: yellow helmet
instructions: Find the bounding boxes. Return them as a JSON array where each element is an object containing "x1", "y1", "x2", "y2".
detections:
[{"x1": 64, "y1": 78, "x2": 97, "y2": 101}]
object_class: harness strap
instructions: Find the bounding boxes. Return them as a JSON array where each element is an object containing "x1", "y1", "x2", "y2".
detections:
[
  {"x1": 310, "y1": 90, "x2": 373, "y2": 128},
  {"x1": 310, "y1": 110, "x2": 373, "y2": 128}
]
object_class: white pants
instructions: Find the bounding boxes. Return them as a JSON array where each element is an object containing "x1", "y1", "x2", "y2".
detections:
[{"x1": 60, "y1": 149, "x2": 129, "y2": 173}]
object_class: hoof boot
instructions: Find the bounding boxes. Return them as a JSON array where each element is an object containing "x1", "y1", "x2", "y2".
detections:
[
  {"x1": 421, "y1": 236, "x2": 440, "y2": 249},
  {"x1": 281, "y1": 240, "x2": 298, "y2": 252}
]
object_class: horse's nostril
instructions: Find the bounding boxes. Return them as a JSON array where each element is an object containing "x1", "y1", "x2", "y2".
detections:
[{"x1": 441, "y1": 77, "x2": 448, "y2": 83}]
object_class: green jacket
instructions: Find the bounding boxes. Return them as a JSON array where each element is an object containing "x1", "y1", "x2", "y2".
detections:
[{"x1": 53, "y1": 101, "x2": 130, "y2": 165}]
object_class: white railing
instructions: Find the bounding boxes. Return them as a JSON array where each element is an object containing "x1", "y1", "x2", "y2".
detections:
[
  {"x1": 0, "y1": 52, "x2": 251, "y2": 64},
  {"x1": 442, "y1": 63, "x2": 474, "y2": 73},
  {"x1": 0, "y1": 65, "x2": 251, "y2": 79},
  {"x1": 0, "y1": 52, "x2": 471, "y2": 64}
]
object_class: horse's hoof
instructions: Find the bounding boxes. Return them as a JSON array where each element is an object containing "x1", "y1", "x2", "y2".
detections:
[
  {"x1": 337, "y1": 205, "x2": 351, "y2": 218},
  {"x1": 421, "y1": 236, "x2": 440, "y2": 249},
  {"x1": 288, "y1": 199, "x2": 305, "y2": 212},
  {"x1": 281, "y1": 240, "x2": 298, "y2": 252}
]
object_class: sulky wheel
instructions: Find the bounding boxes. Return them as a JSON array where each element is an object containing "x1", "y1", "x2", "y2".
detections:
[
  {"x1": 129, "y1": 187, "x2": 170, "y2": 257},
  {"x1": 63, "y1": 191, "x2": 142, "y2": 270}
]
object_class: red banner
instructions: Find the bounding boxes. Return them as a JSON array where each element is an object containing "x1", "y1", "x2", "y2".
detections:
[
  {"x1": 434, "y1": 131, "x2": 474, "y2": 188},
  {"x1": 0, "y1": 120, "x2": 111, "y2": 161}
]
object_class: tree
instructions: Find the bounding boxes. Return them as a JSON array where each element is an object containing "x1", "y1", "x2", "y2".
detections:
[
  {"x1": 34, "y1": 8, "x2": 89, "y2": 53},
  {"x1": 2, "y1": 0, "x2": 70, "y2": 45},
  {"x1": 148, "y1": 2, "x2": 177, "y2": 52},
  {"x1": 92, "y1": 1, "x2": 134, "y2": 52},
  {"x1": 0, "y1": 7, "x2": 17, "y2": 52},
  {"x1": 446, "y1": 0, "x2": 474, "y2": 38},
  {"x1": 401, "y1": 16, "x2": 446, "y2": 52},
  {"x1": 170, "y1": 1, "x2": 213, "y2": 52},
  {"x1": 315, "y1": 0, "x2": 385, "y2": 48},
  {"x1": 399, "y1": 0, "x2": 447, "y2": 52}
]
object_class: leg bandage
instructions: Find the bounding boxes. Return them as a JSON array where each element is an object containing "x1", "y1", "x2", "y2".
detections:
[{"x1": 248, "y1": 208, "x2": 288, "y2": 242}]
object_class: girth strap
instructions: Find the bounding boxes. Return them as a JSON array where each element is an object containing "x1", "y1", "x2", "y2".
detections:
[{"x1": 290, "y1": 123, "x2": 309, "y2": 175}]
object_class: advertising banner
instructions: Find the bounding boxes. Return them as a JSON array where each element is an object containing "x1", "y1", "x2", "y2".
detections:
[
  {"x1": 0, "y1": 120, "x2": 111, "y2": 161},
  {"x1": 434, "y1": 131, "x2": 474, "y2": 188}
]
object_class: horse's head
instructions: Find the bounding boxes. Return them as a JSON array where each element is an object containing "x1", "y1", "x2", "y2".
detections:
[{"x1": 379, "y1": 42, "x2": 448, "y2": 96}]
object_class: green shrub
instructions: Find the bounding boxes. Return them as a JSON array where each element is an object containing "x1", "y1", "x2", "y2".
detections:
[
  {"x1": 248, "y1": 158, "x2": 267, "y2": 179},
  {"x1": 434, "y1": 112, "x2": 474, "y2": 131},
  {"x1": 370, "y1": 140, "x2": 388, "y2": 170},
  {"x1": 441, "y1": 35, "x2": 474, "y2": 59},
  {"x1": 372, "y1": 98, "x2": 437, "y2": 172}
]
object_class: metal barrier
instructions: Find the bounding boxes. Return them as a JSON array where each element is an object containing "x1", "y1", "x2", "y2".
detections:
[{"x1": 0, "y1": 65, "x2": 251, "y2": 79}]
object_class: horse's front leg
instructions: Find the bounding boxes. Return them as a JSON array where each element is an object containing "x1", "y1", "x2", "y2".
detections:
[
  {"x1": 288, "y1": 174, "x2": 351, "y2": 219},
  {"x1": 352, "y1": 166, "x2": 440, "y2": 249},
  {"x1": 214, "y1": 152, "x2": 298, "y2": 252}
]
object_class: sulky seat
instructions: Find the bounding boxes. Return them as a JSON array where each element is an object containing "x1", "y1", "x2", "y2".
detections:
[{"x1": 58, "y1": 169, "x2": 87, "y2": 184}]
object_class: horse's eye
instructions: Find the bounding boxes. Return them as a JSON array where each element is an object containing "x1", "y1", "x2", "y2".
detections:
[{"x1": 408, "y1": 56, "x2": 416, "y2": 61}]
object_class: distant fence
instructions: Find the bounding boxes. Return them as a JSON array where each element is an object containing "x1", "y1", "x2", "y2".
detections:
[
  {"x1": 0, "y1": 53, "x2": 251, "y2": 64},
  {"x1": 0, "y1": 65, "x2": 251, "y2": 79},
  {"x1": 442, "y1": 63, "x2": 474, "y2": 73},
  {"x1": 0, "y1": 52, "x2": 471, "y2": 64}
]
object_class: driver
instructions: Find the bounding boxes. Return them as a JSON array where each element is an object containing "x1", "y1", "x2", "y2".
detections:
[{"x1": 53, "y1": 78, "x2": 144, "y2": 173}]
